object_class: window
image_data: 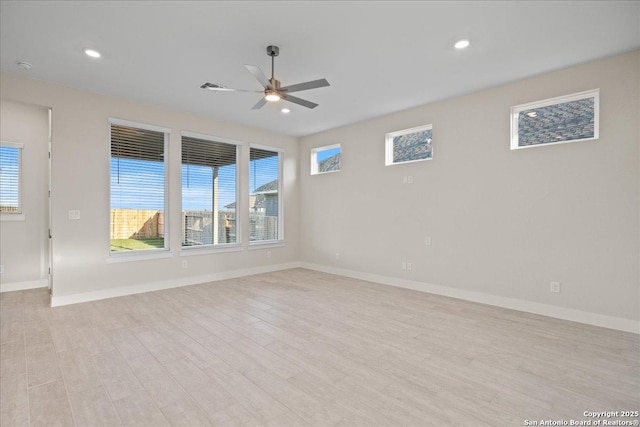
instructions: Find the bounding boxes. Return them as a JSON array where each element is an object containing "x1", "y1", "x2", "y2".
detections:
[
  {"x1": 311, "y1": 144, "x2": 341, "y2": 175},
  {"x1": 249, "y1": 145, "x2": 282, "y2": 243},
  {"x1": 385, "y1": 124, "x2": 433, "y2": 166},
  {"x1": 109, "y1": 119, "x2": 169, "y2": 253},
  {"x1": 0, "y1": 142, "x2": 23, "y2": 214},
  {"x1": 511, "y1": 89, "x2": 599, "y2": 149},
  {"x1": 182, "y1": 132, "x2": 239, "y2": 248}
]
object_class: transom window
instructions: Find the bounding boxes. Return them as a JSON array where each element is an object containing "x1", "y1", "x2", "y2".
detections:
[
  {"x1": 311, "y1": 144, "x2": 341, "y2": 175},
  {"x1": 511, "y1": 89, "x2": 599, "y2": 149},
  {"x1": 385, "y1": 124, "x2": 433, "y2": 166}
]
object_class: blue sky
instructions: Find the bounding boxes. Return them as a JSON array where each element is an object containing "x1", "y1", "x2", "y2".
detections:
[
  {"x1": 317, "y1": 147, "x2": 340, "y2": 162},
  {"x1": 111, "y1": 155, "x2": 278, "y2": 211}
]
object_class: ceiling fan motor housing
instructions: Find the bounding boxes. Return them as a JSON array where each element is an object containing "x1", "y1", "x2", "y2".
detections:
[{"x1": 267, "y1": 45, "x2": 279, "y2": 57}]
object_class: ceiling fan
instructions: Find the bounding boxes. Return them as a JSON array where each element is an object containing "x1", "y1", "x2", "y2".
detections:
[{"x1": 200, "y1": 45, "x2": 330, "y2": 110}]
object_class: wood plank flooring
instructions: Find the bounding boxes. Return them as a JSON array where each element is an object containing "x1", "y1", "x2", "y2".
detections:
[{"x1": 1, "y1": 268, "x2": 638, "y2": 426}]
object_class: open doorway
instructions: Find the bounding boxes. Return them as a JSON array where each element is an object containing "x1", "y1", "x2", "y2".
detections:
[{"x1": 0, "y1": 100, "x2": 51, "y2": 297}]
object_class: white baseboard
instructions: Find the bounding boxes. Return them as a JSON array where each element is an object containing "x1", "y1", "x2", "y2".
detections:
[
  {"x1": 0, "y1": 278, "x2": 48, "y2": 293},
  {"x1": 301, "y1": 262, "x2": 640, "y2": 335},
  {"x1": 51, "y1": 262, "x2": 302, "y2": 307}
]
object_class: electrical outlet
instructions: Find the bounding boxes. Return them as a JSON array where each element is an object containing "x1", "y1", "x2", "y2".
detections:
[
  {"x1": 335, "y1": 252, "x2": 340, "y2": 260},
  {"x1": 407, "y1": 175, "x2": 414, "y2": 184},
  {"x1": 425, "y1": 236, "x2": 432, "y2": 246},
  {"x1": 401, "y1": 261, "x2": 407, "y2": 270},
  {"x1": 402, "y1": 176, "x2": 408, "y2": 184},
  {"x1": 68, "y1": 210, "x2": 81, "y2": 220},
  {"x1": 181, "y1": 260, "x2": 188, "y2": 269},
  {"x1": 406, "y1": 262, "x2": 412, "y2": 271},
  {"x1": 550, "y1": 281, "x2": 561, "y2": 293}
]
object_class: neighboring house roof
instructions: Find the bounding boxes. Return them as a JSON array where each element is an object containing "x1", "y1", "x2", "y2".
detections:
[
  {"x1": 318, "y1": 153, "x2": 341, "y2": 173},
  {"x1": 253, "y1": 179, "x2": 278, "y2": 195},
  {"x1": 225, "y1": 195, "x2": 257, "y2": 210},
  {"x1": 393, "y1": 129, "x2": 432, "y2": 163},
  {"x1": 518, "y1": 98, "x2": 594, "y2": 146}
]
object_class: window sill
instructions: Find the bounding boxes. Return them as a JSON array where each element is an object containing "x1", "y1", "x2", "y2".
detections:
[
  {"x1": 106, "y1": 250, "x2": 174, "y2": 264},
  {"x1": 248, "y1": 241, "x2": 285, "y2": 250},
  {"x1": 180, "y1": 244, "x2": 243, "y2": 256},
  {"x1": 1, "y1": 213, "x2": 25, "y2": 221}
]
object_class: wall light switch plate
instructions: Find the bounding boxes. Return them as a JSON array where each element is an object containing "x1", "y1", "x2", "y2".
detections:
[
  {"x1": 425, "y1": 236, "x2": 432, "y2": 246},
  {"x1": 68, "y1": 210, "x2": 81, "y2": 220}
]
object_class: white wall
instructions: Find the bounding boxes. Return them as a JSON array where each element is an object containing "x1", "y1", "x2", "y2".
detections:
[
  {"x1": 0, "y1": 100, "x2": 50, "y2": 291},
  {"x1": 0, "y1": 73, "x2": 300, "y2": 303},
  {"x1": 299, "y1": 50, "x2": 640, "y2": 328}
]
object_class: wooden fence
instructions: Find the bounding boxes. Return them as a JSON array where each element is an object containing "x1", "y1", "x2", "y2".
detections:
[
  {"x1": 111, "y1": 208, "x2": 277, "y2": 242},
  {"x1": 111, "y1": 209, "x2": 164, "y2": 239}
]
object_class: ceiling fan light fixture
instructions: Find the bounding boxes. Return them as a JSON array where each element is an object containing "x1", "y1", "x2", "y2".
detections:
[{"x1": 265, "y1": 90, "x2": 281, "y2": 102}]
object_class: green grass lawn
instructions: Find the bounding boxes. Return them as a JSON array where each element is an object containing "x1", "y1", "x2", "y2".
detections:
[{"x1": 110, "y1": 238, "x2": 164, "y2": 251}]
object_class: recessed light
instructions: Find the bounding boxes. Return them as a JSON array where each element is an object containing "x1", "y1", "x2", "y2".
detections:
[
  {"x1": 281, "y1": 108, "x2": 290, "y2": 114},
  {"x1": 454, "y1": 39, "x2": 470, "y2": 49},
  {"x1": 84, "y1": 49, "x2": 101, "y2": 58}
]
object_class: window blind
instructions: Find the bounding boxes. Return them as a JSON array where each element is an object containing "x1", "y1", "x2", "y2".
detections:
[
  {"x1": 249, "y1": 147, "x2": 280, "y2": 242},
  {"x1": 182, "y1": 135, "x2": 238, "y2": 246},
  {"x1": 0, "y1": 144, "x2": 21, "y2": 213},
  {"x1": 110, "y1": 123, "x2": 167, "y2": 252}
]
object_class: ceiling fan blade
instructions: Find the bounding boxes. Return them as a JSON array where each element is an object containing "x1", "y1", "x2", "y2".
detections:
[
  {"x1": 279, "y1": 79, "x2": 330, "y2": 94},
  {"x1": 282, "y1": 94, "x2": 318, "y2": 109},
  {"x1": 200, "y1": 82, "x2": 236, "y2": 91},
  {"x1": 245, "y1": 65, "x2": 272, "y2": 89},
  {"x1": 251, "y1": 97, "x2": 268, "y2": 110},
  {"x1": 200, "y1": 82, "x2": 261, "y2": 93}
]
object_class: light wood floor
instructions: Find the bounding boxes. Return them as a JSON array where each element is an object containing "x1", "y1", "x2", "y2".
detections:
[{"x1": 1, "y1": 268, "x2": 638, "y2": 426}]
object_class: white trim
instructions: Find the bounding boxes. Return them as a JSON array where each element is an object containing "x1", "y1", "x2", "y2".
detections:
[
  {"x1": 385, "y1": 124, "x2": 433, "y2": 166},
  {"x1": 249, "y1": 142, "x2": 285, "y2": 153},
  {"x1": 106, "y1": 250, "x2": 174, "y2": 263},
  {"x1": 0, "y1": 278, "x2": 48, "y2": 293},
  {"x1": 311, "y1": 144, "x2": 341, "y2": 175},
  {"x1": 0, "y1": 141, "x2": 25, "y2": 149},
  {"x1": 181, "y1": 130, "x2": 244, "y2": 147},
  {"x1": 51, "y1": 262, "x2": 302, "y2": 307},
  {"x1": 108, "y1": 117, "x2": 171, "y2": 134},
  {"x1": 1, "y1": 213, "x2": 25, "y2": 221},
  {"x1": 510, "y1": 88, "x2": 600, "y2": 150},
  {"x1": 180, "y1": 244, "x2": 243, "y2": 256},
  {"x1": 248, "y1": 241, "x2": 285, "y2": 250},
  {"x1": 300, "y1": 262, "x2": 640, "y2": 335}
]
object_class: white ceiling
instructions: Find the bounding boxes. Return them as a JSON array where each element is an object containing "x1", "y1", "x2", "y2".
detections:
[{"x1": 1, "y1": 1, "x2": 639, "y2": 137}]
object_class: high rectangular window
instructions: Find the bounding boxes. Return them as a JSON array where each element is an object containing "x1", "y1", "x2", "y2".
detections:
[
  {"x1": 249, "y1": 145, "x2": 282, "y2": 243},
  {"x1": 311, "y1": 144, "x2": 341, "y2": 175},
  {"x1": 385, "y1": 124, "x2": 433, "y2": 166},
  {"x1": 0, "y1": 142, "x2": 23, "y2": 214},
  {"x1": 110, "y1": 120, "x2": 169, "y2": 253},
  {"x1": 511, "y1": 89, "x2": 599, "y2": 149},
  {"x1": 182, "y1": 133, "x2": 239, "y2": 247}
]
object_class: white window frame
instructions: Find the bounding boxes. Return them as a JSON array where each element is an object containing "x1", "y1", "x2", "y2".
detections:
[
  {"x1": 107, "y1": 117, "x2": 171, "y2": 261},
  {"x1": 249, "y1": 143, "x2": 284, "y2": 247},
  {"x1": 180, "y1": 130, "x2": 243, "y2": 253},
  {"x1": 510, "y1": 89, "x2": 600, "y2": 150},
  {"x1": 311, "y1": 144, "x2": 341, "y2": 175},
  {"x1": 0, "y1": 141, "x2": 25, "y2": 221},
  {"x1": 385, "y1": 124, "x2": 433, "y2": 166}
]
